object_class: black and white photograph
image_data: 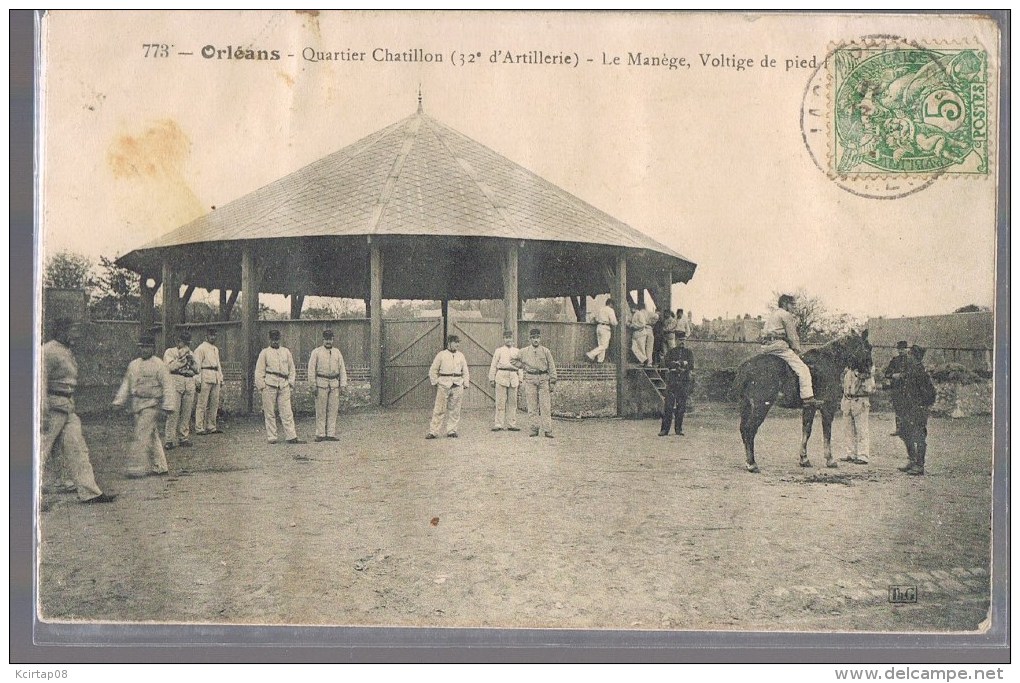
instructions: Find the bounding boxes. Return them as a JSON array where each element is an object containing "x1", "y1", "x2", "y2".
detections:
[{"x1": 30, "y1": 10, "x2": 1006, "y2": 657}]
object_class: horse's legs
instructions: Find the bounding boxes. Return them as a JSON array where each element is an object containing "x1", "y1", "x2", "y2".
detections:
[
  {"x1": 799, "y1": 406, "x2": 818, "y2": 467},
  {"x1": 741, "y1": 399, "x2": 770, "y2": 472},
  {"x1": 821, "y1": 406, "x2": 837, "y2": 467}
]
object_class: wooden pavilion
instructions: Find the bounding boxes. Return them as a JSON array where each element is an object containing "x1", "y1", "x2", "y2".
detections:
[{"x1": 118, "y1": 102, "x2": 697, "y2": 414}]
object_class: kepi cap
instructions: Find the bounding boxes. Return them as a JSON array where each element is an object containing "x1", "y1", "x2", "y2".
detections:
[
  {"x1": 529, "y1": 328, "x2": 541, "y2": 338},
  {"x1": 896, "y1": 340, "x2": 909, "y2": 349},
  {"x1": 322, "y1": 329, "x2": 334, "y2": 339}
]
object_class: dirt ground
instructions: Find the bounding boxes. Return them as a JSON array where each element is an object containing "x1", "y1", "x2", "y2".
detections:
[{"x1": 37, "y1": 403, "x2": 993, "y2": 632}]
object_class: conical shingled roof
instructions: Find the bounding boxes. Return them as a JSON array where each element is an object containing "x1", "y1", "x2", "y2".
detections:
[{"x1": 134, "y1": 110, "x2": 694, "y2": 266}]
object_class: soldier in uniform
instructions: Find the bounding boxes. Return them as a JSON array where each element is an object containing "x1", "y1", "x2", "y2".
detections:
[
  {"x1": 255, "y1": 330, "x2": 305, "y2": 446},
  {"x1": 892, "y1": 345, "x2": 937, "y2": 475},
  {"x1": 41, "y1": 317, "x2": 117, "y2": 504},
  {"x1": 759, "y1": 294, "x2": 824, "y2": 407},
  {"x1": 163, "y1": 329, "x2": 198, "y2": 450},
  {"x1": 426, "y1": 335, "x2": 470, "y2": 439},
  {"x1": 307, "y1": 329, "x2": 347, "y2": 442},
  {"x1": 515, "y1": 328, "x2": 558, "y2": 438},
  {"x1": 488, "y1": 329, "x2": 522, "y2": 432},
  {"x1": 883, "y1": 341, "x2": 913, "y2": 436},
  {"x1": 658, "y1": 330, "x2": 695, "y2": 436},
  {"x1": 840, "y1": 364, "x2": 876, "y2": 464},
  {"x1": 585, "y1": 297, "x2": 619, "y2": 363},
  {"x1": 112, "y1": 334, "x2": 174, "y2": 478},
  {"x1": 193, "y1": 327, "x2": 224, "y2": 435},
  {"x1": 628, "y1": 304, "x2": 657, "y2": 366}
]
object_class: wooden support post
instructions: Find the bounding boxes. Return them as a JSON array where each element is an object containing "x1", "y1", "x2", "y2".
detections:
[
  {"x1": 160, "y1": 260, "x2": 179, "y2": 352},
  {"x1": 628, "y1": 290, "x2": 639, "y2": 307},
  {"x1": 441, "y1": 299, "x2": 450, "y2": 346},
  {"x1": 637, "y1": 289, "x2": 646, "y2": 307},
  {"x1": 369, "y1": 239, "x2": 383, "y2": 406},
  {"x1": 569, "y1": 295, "x2": 587, "y2": 322},
  {"x1": 139, "y1": 274, "x2": 157, "y2": 337},
  {"x1": 290, "y1": 293, "x2": 304, "y2": 320},
  {"x1": 500, "y1": 241, "x2": 519, "y2": 344},
  {"x1": 219, "y1": 290, "x2": 238, "y2": 321},
  {"x1": 180, "y1": 284, "x2": 196, "y2": 323},
  {"x1": 241, "y1": 245, "x2": 259, "y2": 414},
  {"x1": 660, "y1": 269, "x2": 673, "y2": 315},
  {"x1": 614, "y1": 252, "x2": 628, "y2": 417}
]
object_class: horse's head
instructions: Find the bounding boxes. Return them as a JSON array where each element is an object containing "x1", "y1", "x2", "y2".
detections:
[{"x1": 838, "y1": 329, "x2": 873, "y2": 373}]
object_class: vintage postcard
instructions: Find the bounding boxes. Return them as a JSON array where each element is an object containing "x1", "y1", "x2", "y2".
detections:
[{"x1": 34, "y1": 10, "x2": 1004, "y2": 646}]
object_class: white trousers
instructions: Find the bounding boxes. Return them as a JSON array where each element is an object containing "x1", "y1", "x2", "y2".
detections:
[
  {"x1": 586, "y1": 325, "x2": 612, "y2": 362},
  {"x1": 762, "y1": 341, "x2": 814, "y2": 398},
  {"x1": 41, "y1": 408, "x2": 103, "y2": 500},
  {"x1": 842, "y1": 397, "x2": 871, "y2": 461},
  {"x1": 262, "y1": 385, "x2": 297, "y2": 442},
  {"x1": 429, "y1": 384, "x2": 464, "y2": 436},
  {"x1": 194, "y1": 382, "x2": 221, "y2": 432},
  {"x1": 315, "y1": 386, "x2": 340, "y2": 438}
]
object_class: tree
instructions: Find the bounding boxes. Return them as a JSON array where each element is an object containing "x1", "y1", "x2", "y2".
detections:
[
  {"x1": 89, "y1": 255, "x2": 140, "y2": 321},
  {"x1": 954, "y1": 304, "x2": 991, "y2": 313},
  {"x1": 43, "y1": 250, "x2": 94, "y2": 290},
  {"x1": 771, "y1": 288, "x2": 864, "y2": 343}
]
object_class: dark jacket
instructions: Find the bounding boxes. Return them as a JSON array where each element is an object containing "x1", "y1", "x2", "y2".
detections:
[
  {"x1": 891, "y1": 359, "x2": 936, "y2": 414},
  {"x1": 660, "y1": 345, "x2": 694, "y2": 389}
]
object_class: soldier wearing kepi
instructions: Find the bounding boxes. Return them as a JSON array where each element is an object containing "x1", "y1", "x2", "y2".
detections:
[
  {"x1": 255, "y1": 330, "x2": 305, "y2": 446},
  {"x1": 307, "y1": 329, "x2": 347, "y2": 442},
  {"x1": 41, "y1": 317, "x2": 117, "y2": 504},
  {"x1": 514, "y1": 328, "x2": 558, "y2": 438},
  {"x1": 760, "y1": 294, "x2": 824, "y2": 407},
  {"x1": 658, "y1": 330, "x2": 695, "y2": 436},
  {"x1": 163, "y1": 329, "x2": 199, "y2": 450},
  {"x1": 488, "y1": 329, "x2": 523, "y2": 432},
  {"x1": 883, "y1": 341, "x2": 913, "y2": 437},
  {"x1": 426, "y1": 335, "x2": 470, "y2": 439},
  {"x1": 113, "y1": 334, "x2": 174, "y2": 479},
  {"x1": 893, "y1": 345, "x2": 937, "y2": 476},
  {"x1": 193, "y1": 327, "x2": 224, "y2": 435}
]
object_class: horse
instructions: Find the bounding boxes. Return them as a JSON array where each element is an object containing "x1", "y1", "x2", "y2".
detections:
[{"x1": 730, "y1": 330, "x2": 873, "y2": 473}]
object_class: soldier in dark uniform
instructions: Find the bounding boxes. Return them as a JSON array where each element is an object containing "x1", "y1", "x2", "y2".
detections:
[
  {"x1": 658, "y1": 330, "x2": 695, "y2": 436},
  {"x1": 883, "y1": 340, "x2": 913, "y2": 436},
  {"x1": 892, "y1": 345, "x2": 937, "y2": 475}
]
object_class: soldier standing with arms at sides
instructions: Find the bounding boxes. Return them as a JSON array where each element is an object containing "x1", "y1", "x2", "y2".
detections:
[
  {"x1": 112, "y1": 334, "x2": 174, "y2": 479},
  {"x1": 629, "y1": 303, "x2": 657, "y2": 366},
  {"x1": 488, "y1": 329, "x2": 522, "y2": 432},
  {"x1": 163, "y1": 329, "x2": 198, "y2": 450},
  {"x1": 307, "y1": 329, "x2": 347, "y2": 442},
  {"x1": 883, "y1": 340, "x2": 913, "y2": 437},
  {"x1": 255, "y1": 330, "x2": 305, "y2": 446},
  {"x1": 585, "y1": 297, "x2": 618, "y2": 363},
  {"x1": 193, "y1": 327, "x2": 224, "y2": 435},
  {"x1": 514, "y1": 328, "x2": 558, "y2": 438},
  {"x1": 41, "y1": 317, "x2": 117, "y2": 504},
  {"x1": 658, "y1": 330, "x2": 695, "y2": 436},
  {"x1": 426, "y1": 335, "x2": 470, "y2": 439},
  {"x1": 840, "y1": 362, "x2": 876, "y2": 465},
  {"x1": 759, "y1": 294, "x2": 824, "y2": 407},
  {"x1": 893, "y1": 345, "x2": 937, "y2": 476}
]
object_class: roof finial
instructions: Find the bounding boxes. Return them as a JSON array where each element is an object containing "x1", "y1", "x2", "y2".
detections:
[{"x1": 417, "y1": 84, "x2": 423, "y2": 114}]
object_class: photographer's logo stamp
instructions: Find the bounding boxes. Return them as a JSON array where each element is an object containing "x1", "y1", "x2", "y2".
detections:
[
  {"x1": 832, "y1": 46, "x2": 988, "y2": 176},
  {"x1": 888, "y1": 585, "x2": 918, "y2": 604}
]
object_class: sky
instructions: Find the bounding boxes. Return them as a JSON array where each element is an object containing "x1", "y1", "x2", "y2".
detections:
[{"x1": 39, "y1": 11, "x2": 1001, "y2": 322}]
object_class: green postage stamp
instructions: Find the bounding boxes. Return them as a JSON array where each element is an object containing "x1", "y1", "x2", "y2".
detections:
[{"x1": 831, "y1": 45, "x2": 989, "y2": 176}]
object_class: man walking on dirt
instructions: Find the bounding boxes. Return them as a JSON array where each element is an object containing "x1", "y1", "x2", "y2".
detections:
[
  {"x1": 193, "y1": 327, "x2": 224, "y2": 435},
  {"x1": 308, "y1": 329, "x2": 347, "y2": 443},
  {"x1": 255, "y1": 330, "x2": 305, "y2": 446},
  {"x1": 427, "y1": 334, "x2": 470, "y2": 439},
  {"x1": 112, "y1": 334, "x2": 174, "y2": 478},
  {"x1": 515, "y1": 328, "x2": 558, "y2": 438},
  {"x1": 759, "y1": 294, "x2": 823, "y2": 407},
  {"x1": 41, "y1": 317, "x2": 117, "y2": 504}
]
